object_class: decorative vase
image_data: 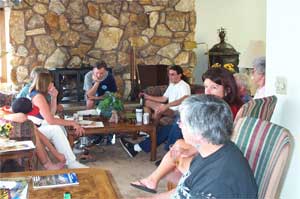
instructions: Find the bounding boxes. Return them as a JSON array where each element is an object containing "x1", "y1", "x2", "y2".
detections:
[
  {"x1": 109, "y1": 110, "x2": 119, "y2": 123},
  {"x1": 0, "y1": 135, "x2": 9, "y2": 144},
  {"x1": 101, "y1": 107, "x2": 113, "y2": 118}
]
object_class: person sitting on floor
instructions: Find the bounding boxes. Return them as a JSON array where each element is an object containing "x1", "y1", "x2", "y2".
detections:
[
  {"x1": 130, "y1": 95, "x2": 258, "y2": 199},
  {"x1": 119, "y1": 67, "x2": 243, "y2": 158}
]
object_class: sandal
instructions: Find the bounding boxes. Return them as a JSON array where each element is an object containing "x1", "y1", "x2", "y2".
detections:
[
  {"x1": 130, "y1": 180, "x2": 157, "y2": 193},
  {"x1": 79, "y1": 153, "x2": 97, "y2": 163}
]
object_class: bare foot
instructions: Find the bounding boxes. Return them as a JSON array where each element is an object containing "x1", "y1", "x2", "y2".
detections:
[{"x1": 43, "y1": 161, "x2": 65, "y2": 170}]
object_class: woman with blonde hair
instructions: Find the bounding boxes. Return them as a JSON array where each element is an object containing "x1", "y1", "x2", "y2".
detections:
[{"x1": 29, "y1": 72, "x2": 87, "y2": 169}]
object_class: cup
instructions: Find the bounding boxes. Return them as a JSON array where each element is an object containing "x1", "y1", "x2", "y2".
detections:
[
  {"x1": 143, "y1": 112, "x2": 150, "y2": 125},
  {"x1": 135, "y1": 108, "x2": 143, "y2": 124},
  {"x1": 73, "y1": 113, "x2": 79, "y2": 122},
  {"x1": 79, "y1": 136, "x2": 89, "y2": 148}
]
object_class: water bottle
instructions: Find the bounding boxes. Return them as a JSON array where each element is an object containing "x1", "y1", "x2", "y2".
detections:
[{"x1": 139, "y1": 92, "x2": 145, "y2": 108}]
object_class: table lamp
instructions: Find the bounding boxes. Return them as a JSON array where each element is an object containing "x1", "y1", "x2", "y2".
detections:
[{"x1": 239, "y1": 40, "x2": 266, "y2": 70}]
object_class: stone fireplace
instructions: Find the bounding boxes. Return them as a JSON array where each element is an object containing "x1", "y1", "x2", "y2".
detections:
[{"x1": 9, "y1": 0, "x2": 196, "y2": 99}]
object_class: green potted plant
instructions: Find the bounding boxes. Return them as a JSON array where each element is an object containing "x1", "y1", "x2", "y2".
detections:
[{"x1": 97, "y1": 91, "x2": 124, "y2": 119}]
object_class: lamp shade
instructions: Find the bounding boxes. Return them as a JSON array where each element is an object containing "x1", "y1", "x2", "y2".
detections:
[{"x1": 239, "y1": 40, "x2": 265, "y2": 68}]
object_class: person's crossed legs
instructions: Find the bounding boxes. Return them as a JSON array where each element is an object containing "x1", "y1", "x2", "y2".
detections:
[
  {"x1": 145, "y1": 100, "x2": 174, "y2": 124},
  {"x1": 130, "y1": 139, "x2": 195, "y2": 193}
]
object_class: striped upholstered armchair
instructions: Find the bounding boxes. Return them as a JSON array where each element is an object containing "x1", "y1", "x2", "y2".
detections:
[
  {"x1": 234, "y1": 95, "x2": 278, "y2": 124},
  {"x1": 233, "y1": 117, "x2": 293, "y2": 198}
]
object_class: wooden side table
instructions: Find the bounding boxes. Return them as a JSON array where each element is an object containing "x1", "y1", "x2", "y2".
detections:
[{"x1": 0, "y1": 144, "x2": 35, "y2": 171}]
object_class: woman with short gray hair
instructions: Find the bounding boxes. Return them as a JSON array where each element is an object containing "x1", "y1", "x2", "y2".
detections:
[
  {"x1": 179, "y1": 95, "x2": 233, "y2": 145},
  {"x1": 131, "y1": 95, "x2": 257, "y2": 199}
]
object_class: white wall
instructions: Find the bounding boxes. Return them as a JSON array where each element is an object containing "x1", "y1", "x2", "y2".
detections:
[
  {"x1": 196, "y1": 0, "x2": 299, "y2": 198},
  {"x1": 267, "y1": 0, "x2": 300, "y2": 197},
  {"x1": 194, "y1": 0, "x2": 266, "y2": 84}
]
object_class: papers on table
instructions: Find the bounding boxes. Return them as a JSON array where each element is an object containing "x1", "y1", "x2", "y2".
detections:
[
  {"x1": 0, "y1": 140, "x2": 35, "y2": 153},
  {"x1": 76, "y1": 109, "x2": 100, "y2": 116},
  {"x1": 78, "y1": 120, "x2": 104, "y2": 128}
]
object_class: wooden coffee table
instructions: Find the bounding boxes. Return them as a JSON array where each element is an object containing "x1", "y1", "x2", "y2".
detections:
[
  {"x1": 67, "y1": 119, "x2": 157, "y2": 161},
  {"x1": 0, "y1": 168, "x2": 118, "y2": 199}
]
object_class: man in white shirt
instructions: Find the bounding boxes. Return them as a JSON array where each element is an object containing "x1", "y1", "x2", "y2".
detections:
[
  {"x1": 142, "y1": 65, "x2": 191, "y2": 122},
  {"x1": 252, "y1": 57, "x2": 266, "y2": 99}
]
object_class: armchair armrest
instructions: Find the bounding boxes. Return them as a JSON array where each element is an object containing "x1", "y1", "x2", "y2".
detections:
[
  {"x1": 143, "y1": 85, "x2": 168, "y2": 96},
  {"x1": 9, "y1": 120, "x2": 35, "y2": 141}
]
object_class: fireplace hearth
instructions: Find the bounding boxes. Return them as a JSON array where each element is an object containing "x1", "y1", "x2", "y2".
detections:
[{"x1": 49, "y1": 67, "x2": 92, "y2": 103}]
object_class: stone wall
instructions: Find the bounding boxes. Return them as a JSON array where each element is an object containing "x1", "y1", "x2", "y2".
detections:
[{"x1": 9, "y1": 0, "x2": 196, "y2": 98}]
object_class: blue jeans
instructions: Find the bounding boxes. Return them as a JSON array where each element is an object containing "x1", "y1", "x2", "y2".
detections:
[{"x1": 139, "y1": 116, "x2": 183, "y2": 153}]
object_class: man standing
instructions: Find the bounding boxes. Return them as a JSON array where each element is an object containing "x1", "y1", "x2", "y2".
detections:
[
  {"x1": 252, "y1": 56, "x2": 266, "y2": 99},
  {"x1": 83, "y1": 61, "x2": 117, "y2": 108},
  {"x1": 142, "y1": 65, "x2": 191, "y2": 122}
]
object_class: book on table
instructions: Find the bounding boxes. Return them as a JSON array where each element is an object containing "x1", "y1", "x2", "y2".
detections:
[
  {"x1": 32, "y1": 172, "x2": 79, "y2": 190},
  {"x1": 0, "y1": 178, "x2": 29, "y2": 199}
]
